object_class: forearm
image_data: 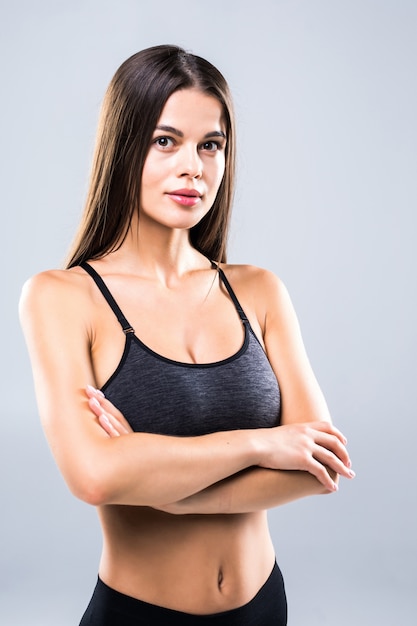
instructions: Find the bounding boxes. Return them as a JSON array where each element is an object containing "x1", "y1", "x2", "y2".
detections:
[
  {"x1": 70, "y1": 389, "x2": 350, "y2": 507},
  {"x1": 74, "y1": 428, "x2": 259, "y2": 507},
  {"x1": 159, "y1": 467, "x2": 335, "y2": 515}
]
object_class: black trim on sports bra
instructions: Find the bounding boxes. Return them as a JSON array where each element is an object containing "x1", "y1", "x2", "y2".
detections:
[{"x1": 80, "y1": 262, "x2": 135, "y2": 335}]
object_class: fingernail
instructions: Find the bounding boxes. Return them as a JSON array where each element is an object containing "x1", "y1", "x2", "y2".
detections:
[
  {"x1": 87, "y1": 384, "x2": 104, "y2": 397},
  {"x1": 348, "y1": 470, "x2": 356, "y2": 478},
  {"x1": 90, "y1": 397, "x2": 101, "y2": 408},
  {"x1": 333, "y1": 482, "x2": 338, "y2": 492},
  {"x1": 100, "y1": 413, "x2": 110, "y2": 425}
]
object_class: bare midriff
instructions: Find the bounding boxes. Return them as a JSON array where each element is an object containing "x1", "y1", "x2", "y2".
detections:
[{"x1": 97, "y1": 506, "x2": 275, "y2": 615}]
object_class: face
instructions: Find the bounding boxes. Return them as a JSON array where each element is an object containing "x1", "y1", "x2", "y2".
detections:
[{"x1": 139, "y1": 88, "x2": 227, "y2": 231}]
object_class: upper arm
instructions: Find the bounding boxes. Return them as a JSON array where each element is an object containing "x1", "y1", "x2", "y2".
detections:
[
  {"x1": 256, "y1": 270, "x2": 331, "y2": 426},
  {"x1": 19, "y1": 270, "x2": 108, "y2": 502},
  {"x1": 19, "y1": 271, "x2": 265, "y2": 507}
]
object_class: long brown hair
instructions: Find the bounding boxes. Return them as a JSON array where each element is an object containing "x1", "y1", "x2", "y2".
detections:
[{"x1": 66, "y1": 45, "x2": 236, "y2": 268}]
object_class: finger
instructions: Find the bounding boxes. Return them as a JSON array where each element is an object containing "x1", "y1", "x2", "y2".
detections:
[
  {"x1": 85, "y1": 385, "x2": 132, "y2": 428},
  {"x1": 86, "y1": 386, "x2": 127, "y2": 422},
  {"x1": 88, "y1": 396, "x2": 125, "y2": 429},
  {"x1": 93, "y1": 401, "x2": 130, "y2": 436},
  {"x1": 314, "y1": 432, "x2": 351, "y2": 467},
  {"x1": 98, "y1": 397, "x2": 133, "y2": 431},
  {"x1": 86, "y1": 384, "x2": 105, "y2": 399},
  {"x1": 98, "y1": 413, "x2": 120, "y2": 437},
  {"x1": 100, "y1": 397, "x2": 126, "y2": 421},
  {"x1": 88, "y1": 396, "x2": 103, "y2": 418},
  {"x1": 313, "y1": 446, "x2": 355, "y2": 479},
  {"x1": 307, "y1": 458, "x2": 339, "y2": 492},
  {"x1": 88, "y1": 395, "x2": 132, "y2": 434},
  {"x1": 105, "y1": 411, "x2": 130, "y2": 435},
  {"x1": 309, "y1": 421, "x2": 348, "y2": 445}
]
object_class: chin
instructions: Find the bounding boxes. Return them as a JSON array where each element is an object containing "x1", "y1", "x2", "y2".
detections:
[{"x1": 164, "y1": 210, "x2": 210, "y2": 231}]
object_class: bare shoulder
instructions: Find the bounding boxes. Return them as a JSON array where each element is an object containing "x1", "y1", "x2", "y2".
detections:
[
  {"x1": 19, "y1": 267, "x2": 92, "y2": 327},
  {"x1": 220, "y1": 263, "x2": 291, "y2": 317}
]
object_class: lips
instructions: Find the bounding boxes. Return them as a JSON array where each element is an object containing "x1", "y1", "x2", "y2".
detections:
[
  {"x1": 169, "y1": 188, "x2": 201, "y2": 197},
  {"x1": 167, "y1": 188, "x2": 202, "y2": 207}
]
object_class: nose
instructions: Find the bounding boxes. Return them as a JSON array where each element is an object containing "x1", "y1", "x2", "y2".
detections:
[{"x1": 177, "y1": 144, "x2": 202, "y2": 179}]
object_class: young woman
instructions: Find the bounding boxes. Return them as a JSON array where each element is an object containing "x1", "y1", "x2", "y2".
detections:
[{"x1": 20, "y1": 45, "x2": 354, "y2": 625}]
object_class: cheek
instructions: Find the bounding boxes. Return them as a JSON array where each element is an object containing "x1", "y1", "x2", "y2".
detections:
[
  {"x1": 141, "y1": 153, "x2": 163, "y2": 189},
  {"x1": 141, "y1": 164, "x2": 154, "y2": 190},
  {"x1": 206, "y1": 169, "x2": 225, "y2": 207},
  {"x1": 214, "y1": 159, "x2": 226, "y2": 190}
]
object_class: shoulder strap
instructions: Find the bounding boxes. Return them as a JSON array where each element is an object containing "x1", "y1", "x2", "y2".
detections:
[
  {"x1": 80, "y1": 262, "x2": 135, "y2": 335},
  {"x1": 212, "y1": 262, "x2": 249, "y2": 324}
]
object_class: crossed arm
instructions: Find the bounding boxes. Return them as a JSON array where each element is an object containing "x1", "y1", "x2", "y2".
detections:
[
  {"x1": 87, "y1": 384, "x2": 352, "y2": 515},
  {"x1": 20, "y1": 267, "x2": 354, "y2": 513}
]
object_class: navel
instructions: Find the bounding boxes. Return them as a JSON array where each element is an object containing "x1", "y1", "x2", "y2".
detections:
[{"x1": 217, "y1": 568, "x2": 224, "y2": 590}]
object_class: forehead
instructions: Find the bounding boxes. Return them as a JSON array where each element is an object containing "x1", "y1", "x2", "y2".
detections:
[{"x1": 156, "y1": 89, "x2": 225, "y2": 133}]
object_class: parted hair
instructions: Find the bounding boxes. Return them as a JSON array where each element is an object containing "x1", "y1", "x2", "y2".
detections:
[{"x1": 66, "y1": 44, "x2": 236, "y2": 268}]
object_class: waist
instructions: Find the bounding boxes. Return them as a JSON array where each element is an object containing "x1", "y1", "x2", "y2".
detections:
[
  {"x1": 90, "y1": 561, "x2": 286, "y2": 623},
  {"x1": 97, "y1": 506, "x2": 275, "y2": 614}
]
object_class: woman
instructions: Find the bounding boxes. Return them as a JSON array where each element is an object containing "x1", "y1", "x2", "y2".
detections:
[{"x1": 20, "y1": 45, "x2": 354, "y2": 625}]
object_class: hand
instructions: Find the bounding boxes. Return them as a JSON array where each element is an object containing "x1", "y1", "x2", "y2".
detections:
[
  {"x1": 86, "y1": 385, "x2": 133, "y2": 437},
  {"x1": 258, "y1": 421, "x2": 354, "y2": 491}
]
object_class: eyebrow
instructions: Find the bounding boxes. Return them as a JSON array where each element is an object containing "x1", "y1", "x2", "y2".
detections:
[{"x1": 155, "y1": 124, "x2": 226, "y2": 140}]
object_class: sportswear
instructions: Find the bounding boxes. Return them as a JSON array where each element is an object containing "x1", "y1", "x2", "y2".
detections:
[
  {"x1": 81, "y1": 261, "x2": 281, "y2": 436},
  {"x1": 79, "y1": 561, "x2": 287, "y2": 625}
]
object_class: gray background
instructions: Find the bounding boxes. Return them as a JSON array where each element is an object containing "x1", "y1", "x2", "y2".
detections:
[{"x1": 1, "y1": 0, "x2": 416, "y2": 624}]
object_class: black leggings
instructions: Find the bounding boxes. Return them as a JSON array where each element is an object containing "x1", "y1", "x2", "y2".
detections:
[{"x1": 79, "y1": 561, "x2": 287, "y2": 625}]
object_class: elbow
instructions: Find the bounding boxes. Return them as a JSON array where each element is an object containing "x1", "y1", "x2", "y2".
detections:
[
  {"x1": 64, "y1": 461, "x2": 113, "y2": 506},
  {"x1": 68, "y1": 474, "x2": 109, "y2": 506},
  {"x1": 76, "y1": 482, "x2": 109, "y2": 507}
]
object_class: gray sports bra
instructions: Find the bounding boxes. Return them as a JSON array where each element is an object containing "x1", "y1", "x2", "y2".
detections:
[{"x1": 81, "y1": 262, "x2": 281, "y2": 436}]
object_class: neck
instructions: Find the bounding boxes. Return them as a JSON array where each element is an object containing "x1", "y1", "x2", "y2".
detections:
[{"x1": 109, "y1": 213, "x2": 209, "y2": 283}]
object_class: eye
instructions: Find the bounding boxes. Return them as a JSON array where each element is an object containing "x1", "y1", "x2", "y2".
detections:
[
  {"x1": 153, "y1": 136, "x2": 175, "y2": 149},
  {"x1": 200, "y1": 140, "x2": 221, "y2": 152}
]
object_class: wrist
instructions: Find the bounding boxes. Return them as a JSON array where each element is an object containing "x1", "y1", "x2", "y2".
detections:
[{"x1": 244, "y1": 428, "x2": 268, "y2": 466}]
